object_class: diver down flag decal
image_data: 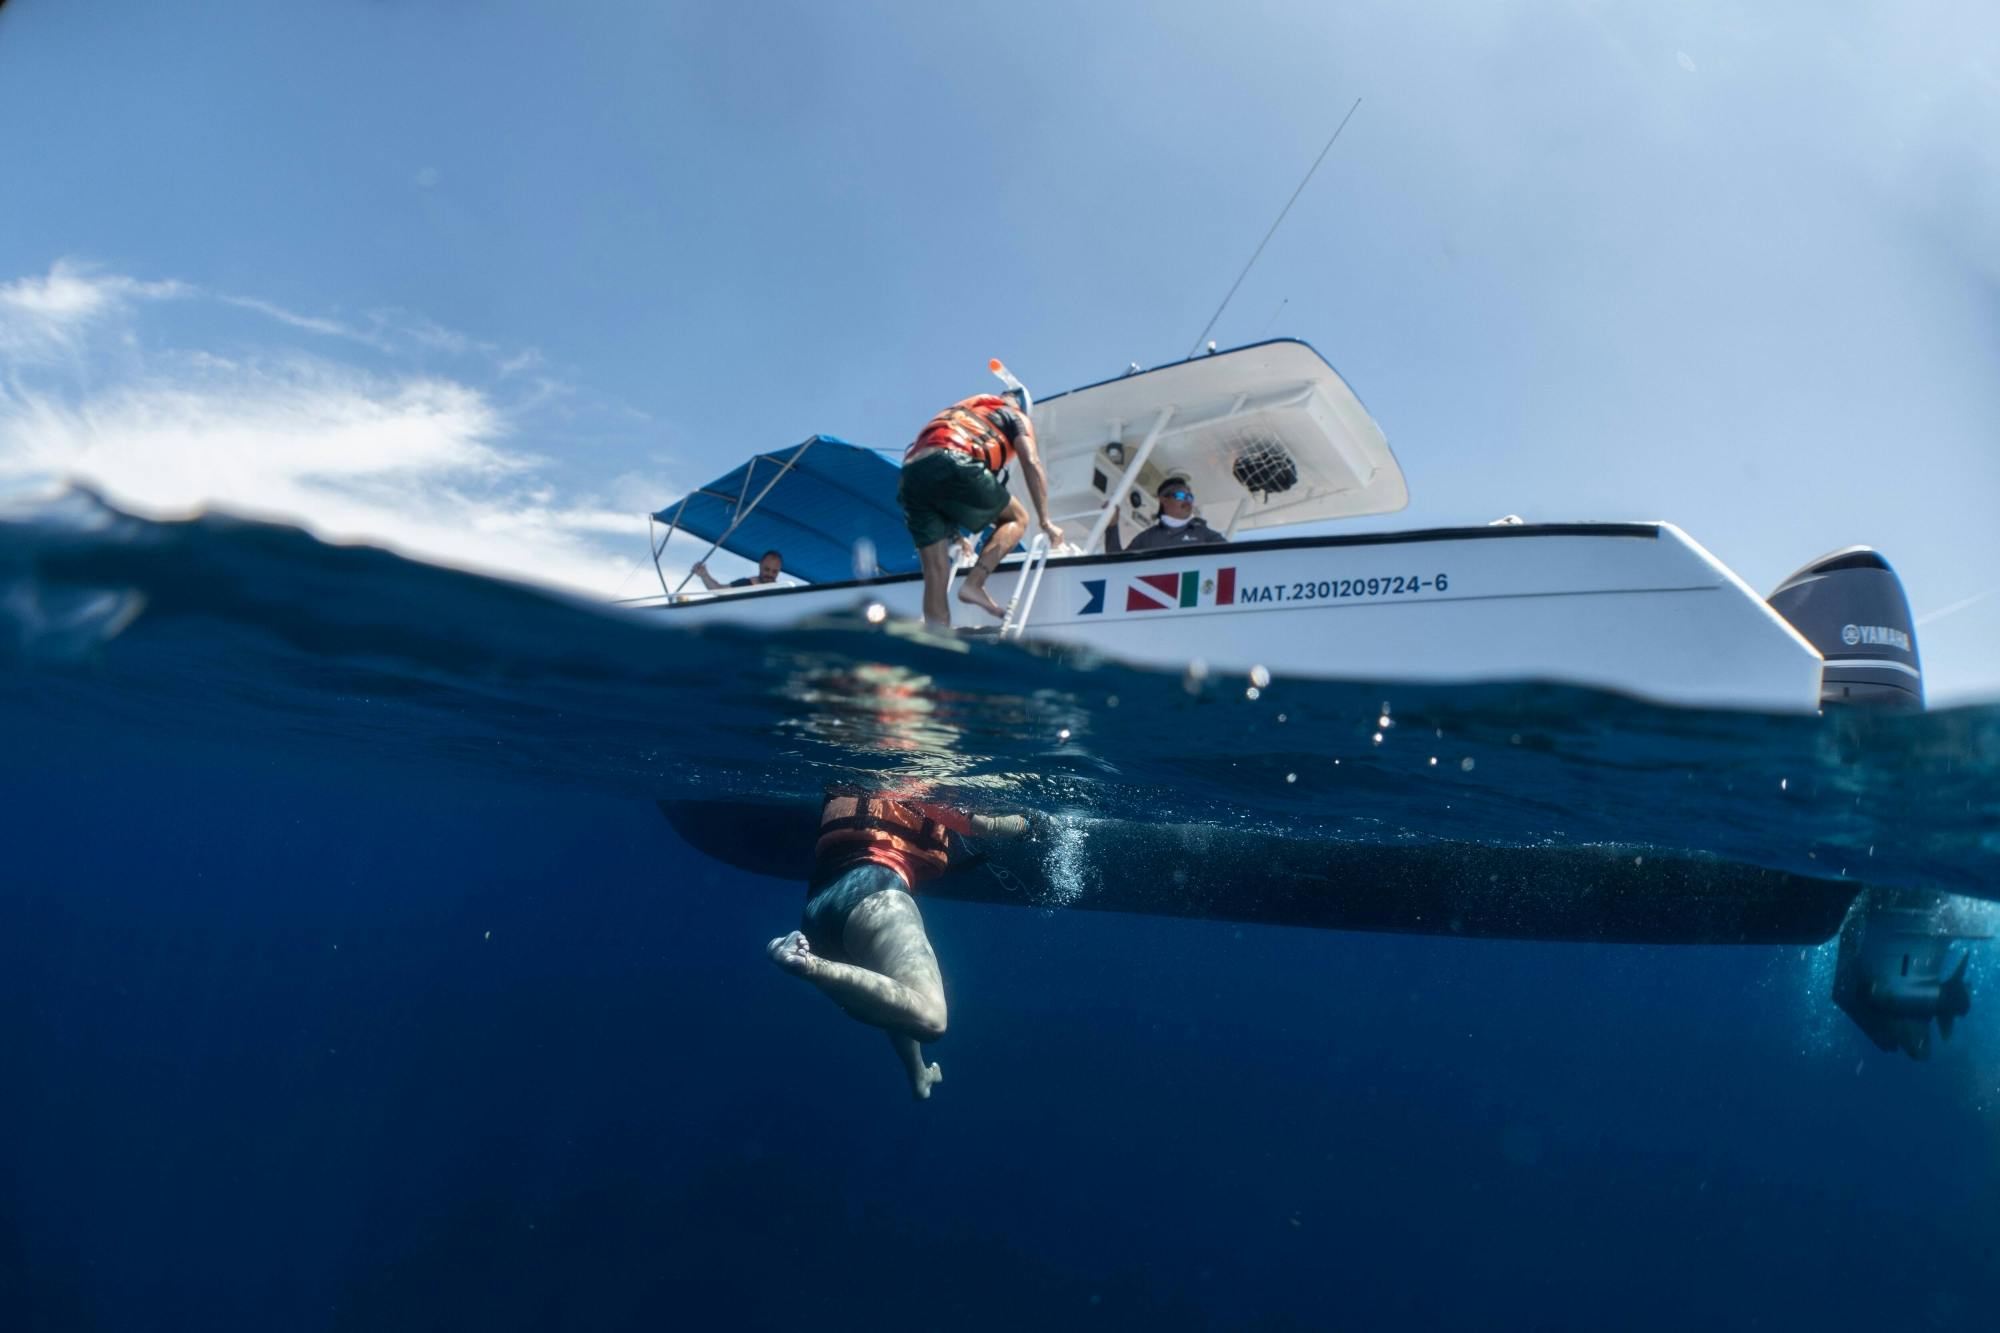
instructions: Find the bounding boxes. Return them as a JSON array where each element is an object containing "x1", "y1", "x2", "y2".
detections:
[
  {"x1": 1125, "y1": 567, "x2": 1236, "y2": 612},
  {"x1": 1078, "y1": 579, "x2": 1105, "y2": 615}
]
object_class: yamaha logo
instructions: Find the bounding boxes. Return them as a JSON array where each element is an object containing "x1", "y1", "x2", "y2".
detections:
[{"x1": 1840, "y1": 623, "x2": 1910, "y2": 652}]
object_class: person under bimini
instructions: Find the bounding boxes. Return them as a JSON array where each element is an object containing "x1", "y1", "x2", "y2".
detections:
[
  {"x1": 898, "y1": 380, "x2": 1063, "y2": 628},
  {"x1": 1107, "y1": 476, "x2": 1228, "y2": 552},
  {"x1": 767, "y1": 789, "x2": 1029, "y2": 1099},
  {"x1": 691, "y1": 548, "x2": 784, "y2": 591}
]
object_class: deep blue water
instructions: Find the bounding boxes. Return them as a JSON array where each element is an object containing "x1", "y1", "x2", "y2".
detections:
[{"x1": 3, "y1": 493, "x2": 1997, "y2": 1330}]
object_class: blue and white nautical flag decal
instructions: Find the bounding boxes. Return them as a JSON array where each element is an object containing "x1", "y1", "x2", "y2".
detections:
[{"x1": 1078, "y1": 579, "x2": 1106, "y2": 615}]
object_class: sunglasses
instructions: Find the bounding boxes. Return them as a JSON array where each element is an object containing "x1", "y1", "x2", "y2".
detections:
[{"x1": 1161, "y1": 489, "x2": 1194, "y2": 502}]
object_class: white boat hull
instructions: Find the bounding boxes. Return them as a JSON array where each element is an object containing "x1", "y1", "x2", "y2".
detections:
[{"x1": 646, "y1": 522, "x2": 1825, "y2": 712}]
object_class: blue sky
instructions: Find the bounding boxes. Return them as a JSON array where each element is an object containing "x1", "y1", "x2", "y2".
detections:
[{"x1": 1, "y1": 1, "x2": 1995, "y2": 699}]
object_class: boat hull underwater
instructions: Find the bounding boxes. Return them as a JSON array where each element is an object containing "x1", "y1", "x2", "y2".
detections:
[
  {"x1": 660, "y1": 797, "x2": 1857, "y2": 946},
  {"x1": 662, "y1": 798, "x2": 1987, "y2": 1060}
]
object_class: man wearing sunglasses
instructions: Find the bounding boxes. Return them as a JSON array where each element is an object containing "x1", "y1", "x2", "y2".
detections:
[{"x1": 1108, "y1": 476, "x2": 1229, "y2": 553}]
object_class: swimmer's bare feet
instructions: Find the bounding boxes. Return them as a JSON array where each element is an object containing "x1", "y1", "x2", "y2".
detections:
[
  {"x1": 766, "y1": 930, "x2": 818, "y2": 978},
  {"x1": 970, "y1": 813, "x2": 1031, "y2": 839},
  {"x1": 911, "y1": 1060, "x2": 943, "y2": 1101},
  {"x1": 956, "y1": 567, "x2": 1006, "y2": 620}
]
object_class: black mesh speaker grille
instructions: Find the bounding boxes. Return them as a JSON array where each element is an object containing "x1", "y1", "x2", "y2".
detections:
[{"x1": 1232, "y1": 438, "x2": 1298, "y2": 497}]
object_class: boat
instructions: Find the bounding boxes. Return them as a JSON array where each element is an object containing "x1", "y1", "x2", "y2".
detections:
[
  {"x1": 643, "y1": 339, "x2": 1974, "y2": 1059},
  {"x1": 637, "y1": 339, "x2": 1922, "y2": 714}
]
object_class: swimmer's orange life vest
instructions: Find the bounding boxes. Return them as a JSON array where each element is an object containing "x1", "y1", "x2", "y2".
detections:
[
  {"x1": 906, "y1": 395, "x2": 1022, "y2": 473},
  {"x1": 814, "y1": 793, "x2": 971, "y2": 888}
]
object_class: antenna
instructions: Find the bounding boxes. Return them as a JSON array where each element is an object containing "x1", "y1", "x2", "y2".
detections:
[
  {"x1": 1186, "y1": 97, "x2": 1361, "y2": 360},
  {"x1": 1256, "y1": 297, "x2": 1290, "y2": 339}
]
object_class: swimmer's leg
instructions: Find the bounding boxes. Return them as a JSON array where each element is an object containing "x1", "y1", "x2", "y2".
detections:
[
  {"x1": 767, "y1": 889, "x2": 947, "y2": 1098},
  {"x1": 887, "y1": 1031, "x2": 943, "y2": 1101},
  {"x1": 843, "y1": 890, "x2": 947, "y2": 1098},
  {"x1": 916, "y1": 538, "x2": 956, "y2": 628},
  {"x1": 958, "y1": 498, "x2": 1028, "y2": 620}
]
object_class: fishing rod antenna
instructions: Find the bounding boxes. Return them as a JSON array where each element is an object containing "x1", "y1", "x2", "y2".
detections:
[{"x1": 1186, "y1": 97, "x2": 1361, "y2": 360}]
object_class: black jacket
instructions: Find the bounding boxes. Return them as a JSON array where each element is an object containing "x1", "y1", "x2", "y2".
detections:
[{"x1": 1111, "y1": 516, "x2": 1228, "y2": 553}]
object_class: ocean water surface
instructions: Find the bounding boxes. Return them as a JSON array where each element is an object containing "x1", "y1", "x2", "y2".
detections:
[{"x1": 3, "y1": 492, "x2": 1997, "y2": 1330}]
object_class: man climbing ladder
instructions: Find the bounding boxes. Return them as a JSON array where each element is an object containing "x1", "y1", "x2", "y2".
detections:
[{"x1": 896, "y1": 363, "x2": 1063, "y2": 628}]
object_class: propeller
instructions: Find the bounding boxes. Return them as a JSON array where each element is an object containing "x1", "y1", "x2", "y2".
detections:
[{"x1": 1938, "y1": 951, "x2": 1972, "y2": 1041}]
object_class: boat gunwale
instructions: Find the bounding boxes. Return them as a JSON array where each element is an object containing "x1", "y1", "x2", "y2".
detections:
[{"x1": 639, "y1": 521, "x2": 1666, "y2": 610}]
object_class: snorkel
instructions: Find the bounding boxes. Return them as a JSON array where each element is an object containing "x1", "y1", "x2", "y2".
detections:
[{"x1": 989, "y1": 358, "x2": 1032, "y2": 414}]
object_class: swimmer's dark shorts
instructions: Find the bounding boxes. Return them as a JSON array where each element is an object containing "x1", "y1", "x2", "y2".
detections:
[
  {"x1": 898, "y1": 450, "x2": 1011, "y2": 549},
  {"x1": 801, "y1": 862, "x2": 907, "y2": 962}
]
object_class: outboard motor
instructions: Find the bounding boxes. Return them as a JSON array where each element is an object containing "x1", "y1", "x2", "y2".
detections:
[
  {"x1": 1831, "y1": 889, "x2": 1989, "y2": 1061},
  {"x1": 1767, "y1": 547, "x2": 1922, "y2": 708}
]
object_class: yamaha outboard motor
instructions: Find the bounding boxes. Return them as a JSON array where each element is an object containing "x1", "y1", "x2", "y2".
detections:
[
  {"x1": 1767, "y1": 547, "x2": 1922, "y2": 709},
  {"x1": 1771, "y1": 549, "x2": 1977, "y2": 1058}
]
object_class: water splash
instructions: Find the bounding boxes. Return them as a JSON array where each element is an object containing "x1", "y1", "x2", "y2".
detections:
[
  {"x1": 1790, "y1": 936, "x2": 1845, "y2": 1058},
  {"x1": 1039, "y1": 811, "x2": 1095, "y2": 908}
]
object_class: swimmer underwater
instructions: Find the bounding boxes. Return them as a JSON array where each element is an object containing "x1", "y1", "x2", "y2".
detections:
[{"x1": 767, "y1": 789, "x2": 1030, "y2": 1099}]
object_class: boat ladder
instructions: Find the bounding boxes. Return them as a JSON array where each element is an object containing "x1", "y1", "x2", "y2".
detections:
[{"x1": 998, "y1": 532, "x2": 1054, "y2": 639}]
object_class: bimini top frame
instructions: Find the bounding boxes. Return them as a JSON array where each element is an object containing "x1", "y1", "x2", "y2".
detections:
[{"x1": 647, "y1": 435, "x2": 917, "y2": 595}]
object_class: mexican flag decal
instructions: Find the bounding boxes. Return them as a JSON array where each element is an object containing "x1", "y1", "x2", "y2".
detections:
[{"x1": 1125, "y1": 567, "x2": 1236, "y2": 612}]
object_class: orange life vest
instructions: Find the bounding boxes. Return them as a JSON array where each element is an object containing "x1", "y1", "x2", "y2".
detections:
[
  {"x1": 907, "y1": 395, "x2": 1021, "y2": 473},
  {"x1": 814, "y1": 793, "x2": 955, "y2": 888}
]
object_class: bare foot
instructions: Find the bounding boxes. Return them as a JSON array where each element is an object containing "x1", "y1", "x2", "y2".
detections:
[
  {"x1": 911, "y1": 1061, "x2": 943, "y2": 1101},
  {"x1": 956, "y1": 568, "x2": 1006, "y2": 620},
  {"x1": 970, "y1": 813, "x2": 1031, "y2": 839},
  {"x1": 766, "y1": 930, "x2": 818, "y2": 978}
]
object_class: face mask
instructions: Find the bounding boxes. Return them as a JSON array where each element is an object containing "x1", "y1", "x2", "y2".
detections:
[{"x1": 1160, "y1": 511, "x2": 1193, "y2": 529}]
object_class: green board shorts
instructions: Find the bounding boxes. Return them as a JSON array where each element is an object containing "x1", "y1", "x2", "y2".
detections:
[{"x1": 898, "y1": 449, "x2": 1013, "y2": 549}]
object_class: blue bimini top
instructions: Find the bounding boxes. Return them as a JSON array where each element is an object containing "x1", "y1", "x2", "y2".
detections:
[{"x1": 651, "y1": 436, "x2": 916, "y2": 584}]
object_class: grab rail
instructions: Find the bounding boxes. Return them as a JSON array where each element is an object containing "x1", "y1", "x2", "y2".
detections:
[{"x1": 999, "y1": 533, "x2": 1054, "y2": 639}]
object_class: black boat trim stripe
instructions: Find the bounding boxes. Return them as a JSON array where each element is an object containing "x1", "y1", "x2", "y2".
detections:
[
  {"x1": 1071, "y1": 584, "x2": 1721, "y2": 618},
  {"x1": 645, "y1": 522, "x2": 1664, "y2": 609}
]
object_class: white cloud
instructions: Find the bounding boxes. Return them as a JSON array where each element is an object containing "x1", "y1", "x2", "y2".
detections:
[
  {"x1": 0, "y1": 260, "x2": 664, "y2": 598},
  {"x1": 0, "y1": 260, "x2": 189, "y2": 359},
  {"x1": 215, "y1": 295, "x2": 356, "y2": 340}
]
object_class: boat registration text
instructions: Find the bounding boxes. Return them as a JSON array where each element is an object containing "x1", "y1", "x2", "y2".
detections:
[{"x1": 1235, "y1": 573, "x2": 1450, "y2": 605}]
